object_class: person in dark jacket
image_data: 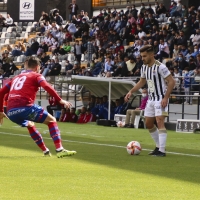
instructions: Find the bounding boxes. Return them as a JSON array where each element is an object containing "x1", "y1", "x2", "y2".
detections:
[
  {"x1": 68, "y1": 0, "x2": 79, "y2": 21},
  {"x1": 49, "y1": 58, "x2": 61, "y2": 76}
]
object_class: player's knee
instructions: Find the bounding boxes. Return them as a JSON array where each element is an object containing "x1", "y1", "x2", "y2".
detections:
[
  {"x1": 146, "y1": 122, "x2": 154, "y2": 130},
  {"x1": 156, "y1": 118, "x2": 165, "y2": 129}
]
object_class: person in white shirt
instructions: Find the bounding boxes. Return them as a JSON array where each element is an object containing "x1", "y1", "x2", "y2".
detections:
[
  {"x1": 192, "y1": 29, "x2": 200, "y2": 46},
  {"x1": 156, "y1": 39, "x2": 169, "y2": 61},
  {"x1": 6, "y1": 14, "x2": 13, "y2": 27},
  {"x1": 45, "y1": 21, "x2": 52, "y2": 31},
  {"x1": 83, "y1": 12, "x2": 90, "y2": 22}
]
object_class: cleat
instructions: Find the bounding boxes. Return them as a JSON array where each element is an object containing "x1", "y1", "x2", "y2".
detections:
[
  {"x1": 43, "y1": 151, "x2": 51, "y2": 157},
  {"x1": 148, "y1": 147, "x2": 159, "y2": 155},
  {"x1": 56, "y1": 149, "x2": 77, "y2": 158},
  {"x1": 154, "y1": 151, "x2": 166, "y2": 157}
]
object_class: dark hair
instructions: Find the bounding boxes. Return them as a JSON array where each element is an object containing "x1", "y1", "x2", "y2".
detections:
[
  {"x1": 139, "y1": 45, "x2": 154, "y2": 53},
  {"x1": 27, "y1": 57, "x2": 41, "y2": 69}
]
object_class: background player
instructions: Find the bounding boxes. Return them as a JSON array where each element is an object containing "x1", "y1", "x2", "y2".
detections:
[
  {"x1": 0, "y1": 57, "x2": 76, "y2": 158},
  {"x1": 125, "y1": 45, "x2": 175, "y2": 157}
]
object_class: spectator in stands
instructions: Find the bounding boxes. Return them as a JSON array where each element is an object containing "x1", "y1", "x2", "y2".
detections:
[
  {"x1": 0, "y1": 14, "x2": 6, "y2": 27},
  {"x1": 39, "y1": 11, "x2": 49, "y2": 25},
  {"x1": 54, "y1": 13, "x2": 63, "y2": 26},
  {"x1": 192, "y1": 29, "x2": 200, "y2": 46},
  {"x1": 74, "y1": 40, "x2": 83, "y2": 63},
  {"x1": 18, "y1": 42, "x2": 26, "y2": 53},
  {"x1": 87, "y1": 39, "x2": 95, "y2": 65},
  {"x1": 124, "y1": 88, "x2": 148, "y2": 128},
  {"x1": 49, "y1": 8, "x2": 59, "y2": 22},
  {"x1": 25, "y1": 39, "x2": 39, "y2": 56},
  {"x1": 132, "y1": 55, "x2": 143, "y2": 76},
  {"x1": 183, "y1": 67, "x2": 192, "y2": 104},
  {"x1": 67, "y1": 61, "x2": 80, "y2": 76},
  {"x1": 11, "y1": 45, "x2": 22, "y2": 57},
  {"x1": 68, "y1": 0, "x2": 79, "y2": 21},
  {"x1": 156, "y1": 39, "x2": 169, "y2": 61},
  {"x1": 48, "y1": 58, "x2": 61, "y2": 76},
  {"x1": 40, "y1": 52, "x2": 50, "y2": 66},
  {"x1": 44, "y1": 21, "x2": 52, "y2": 31},
  {"x1": 6, "y1": 61, "x2": 18, "y2": 77},
  {"x1": 5, "y1": 14, "x2": 14, "y2": 27},
  {"x1": 126, "y1": 56, "x2": 136, "y2": 76},
  {"x1": 2, "y1": 52, "x2": 11, "y2": 64},
  {"x1": 177, "y1": 53, "x2": 189, "y2": 75}
]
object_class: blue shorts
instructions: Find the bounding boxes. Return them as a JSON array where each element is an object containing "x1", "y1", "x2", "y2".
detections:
[{"x1": 7, "y1": 104, "x2": 48, "y2": 127}]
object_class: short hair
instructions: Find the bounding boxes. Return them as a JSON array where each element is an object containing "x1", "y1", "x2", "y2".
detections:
[
  {"x1": 139, "y1": 45, "x2": 154, "y2": 53},
  {"x1": 27, "y1": 57, "x2": 41, "y2": 69}
]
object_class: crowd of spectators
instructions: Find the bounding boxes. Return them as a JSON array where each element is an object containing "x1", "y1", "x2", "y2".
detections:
[{"x1": 1, "y1": 0, "x2": 200, "y2": 115}]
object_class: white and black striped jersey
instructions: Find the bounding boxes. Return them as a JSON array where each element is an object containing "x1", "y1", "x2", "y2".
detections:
[{"x1": 140, "y1": 60, "x2": 171, "y2": 101}]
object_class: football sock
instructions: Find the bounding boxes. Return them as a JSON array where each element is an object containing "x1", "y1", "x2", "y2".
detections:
[
  {"x1": 158, "y1": 130, "x2": 167, "y2": 153},
  {"x1": 48, "y1": 122, "x2": 63, "y2": 151},
  {"x1": 27, "y1": 126, "x2": 48, "y2": 152},
  {"x1": 149, "y1": 125, "x2": 159, "y2": 148}
]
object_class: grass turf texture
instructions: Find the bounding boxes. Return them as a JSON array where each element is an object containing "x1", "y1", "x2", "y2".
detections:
[{"x1": 0, "y1": 120, "x2": 200, "y2": 200}]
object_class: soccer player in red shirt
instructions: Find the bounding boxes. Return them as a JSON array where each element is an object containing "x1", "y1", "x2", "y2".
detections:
[{"x1": 0, "y1": 57, "x2": 77, "y2": 158}]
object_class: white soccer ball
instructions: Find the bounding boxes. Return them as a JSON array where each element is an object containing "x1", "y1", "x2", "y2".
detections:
[
  {"x1": 126, "y1": 141, "x2": 142, "y2": 155},
  {"x1": 117, "y1": 121, "x2": 125, "y2": 127}
]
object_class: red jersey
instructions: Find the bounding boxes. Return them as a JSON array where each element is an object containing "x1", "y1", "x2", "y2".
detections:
[
  {"x1": 77, "y1": 113, "x2": 86, "y2": 123},
  {"x1": 49, "y1": 96, "x2": 61, "y2": 106},
  {"x1": 69, "y1": 113, "x2": 78, "y2": 123},
  {"x1": 84, "y1": 113, "x2": 95, "y2": 123},
  {"x1": 0, "y1": 71, "x2": 61, "y2": 111},
  {"x1": 60, "y1": 113, "x2": 71, "y2": 122}
]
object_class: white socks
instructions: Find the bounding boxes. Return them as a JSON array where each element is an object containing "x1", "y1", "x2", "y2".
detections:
[
  {"x1": 158, "y1": 132, "x2": 167, "y2": 153},
  {"x1": 149, "y1": 126, "x2": 159, "y2": 148},
  {"x1": 149, "y1": 126, "x2": 167, "y2": 153}
]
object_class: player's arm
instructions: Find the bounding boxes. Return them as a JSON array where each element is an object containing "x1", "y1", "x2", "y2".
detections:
[
  {"x1": 159, "y1": 65, "x2": 175, "y2": 108},
  {"x1": 39, "y1": 79, "x2": 73, "y2": 108},
  {"x1": 164, "y1": 75, "x2": 175, "y2": 99},
  {"x1": 125, "y1": 78, "x2": 146, "y2": 102}
]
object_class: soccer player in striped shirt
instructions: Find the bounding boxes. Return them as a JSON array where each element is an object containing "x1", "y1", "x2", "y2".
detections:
[
  {"x1": 125, "y1": 45, "x2": 175, "y2": 157},
  {"x1": 0, "y1": 57, "x2": 77, "y2": 158}
]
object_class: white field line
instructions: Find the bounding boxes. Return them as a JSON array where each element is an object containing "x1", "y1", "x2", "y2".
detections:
[{"x1": 0, "y1": 131, "x2": 200, "y2": 158}]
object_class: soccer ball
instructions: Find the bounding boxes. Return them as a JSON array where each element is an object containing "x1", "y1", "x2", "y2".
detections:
[
  {"x1": 117, "y1": 121, "x2": 125, "y2": 127},
  {"x1": 126, "y1": 141, "x2": 142, "y2": 155}
]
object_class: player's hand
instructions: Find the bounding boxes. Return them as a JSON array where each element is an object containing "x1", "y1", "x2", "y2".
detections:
[
  {"x1": 59, "y1": 99, "x2": 73, "y2": 109},
  {"x1": 161, "y1": 97, "x2": 168, "y2": 108},
  {"x1": 124, "y1": 92, "x2": 132, "y2": 102},
  {"x1": 0, "y1": 112, "x2": 9, "y2": 125}
]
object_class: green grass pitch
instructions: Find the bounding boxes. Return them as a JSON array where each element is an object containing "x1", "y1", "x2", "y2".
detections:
[{"x1": 0, "y1": 120, "x2": 200, "y2": 200}]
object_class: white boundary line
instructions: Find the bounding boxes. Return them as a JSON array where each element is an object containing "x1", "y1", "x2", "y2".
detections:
[{"x1": 1, "y1": 131, "x2": 200, "y2": 158}]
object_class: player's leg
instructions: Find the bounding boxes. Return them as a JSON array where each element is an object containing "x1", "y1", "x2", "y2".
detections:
[
  {"x1": 7, "y1": 108, "x2": 51, "y2": 156},
  {"x1": 144, "y1": 100, "x2": 160, "y2": 155},
  {"x1": 26, "y1": 121, "x2": 51, "y2": 156},
  {"x1": 154, "y1": 100, "x2": 169, "y2": 157},
  {"x1": 43, "y1": 113, "x2": 77, "y2": 158}
]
